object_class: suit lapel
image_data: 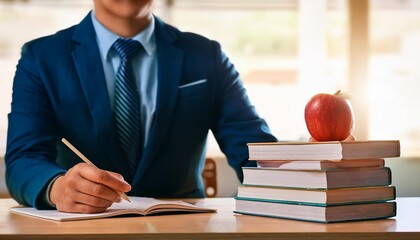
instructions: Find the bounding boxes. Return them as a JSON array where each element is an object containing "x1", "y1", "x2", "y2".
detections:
[
  {"x1": 71, "y1": 14, "x2": 183, "y2": 184},
  {"x1": 71, "y1": 13, "x2": 129, "y2": 175},
  {"x1": 132, "y1": 17, "x2": 184, "y2": 183}
]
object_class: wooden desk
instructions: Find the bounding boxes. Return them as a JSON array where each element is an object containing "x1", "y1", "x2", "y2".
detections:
[{"x1": 1, "y1": 197, "x2": 419, "y2": 240}]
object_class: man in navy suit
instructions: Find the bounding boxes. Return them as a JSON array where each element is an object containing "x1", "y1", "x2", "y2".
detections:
[{"x1": 6, "y1": 0, "x2": 276, "y2": 213}]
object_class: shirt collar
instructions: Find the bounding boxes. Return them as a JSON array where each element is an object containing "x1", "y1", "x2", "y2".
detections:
[{"x1": 91, "y1": 12, "x2": 156, "y2": 59}]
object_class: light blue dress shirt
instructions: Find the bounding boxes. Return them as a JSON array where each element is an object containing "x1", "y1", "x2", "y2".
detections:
[{"x1": 91, "y1": 12, "x2": 158, "y2": 147}]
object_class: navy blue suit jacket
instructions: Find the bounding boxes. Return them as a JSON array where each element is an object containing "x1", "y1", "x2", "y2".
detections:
[{"x1": 6, "y1": 13, "x2": 276, "y2": 208}]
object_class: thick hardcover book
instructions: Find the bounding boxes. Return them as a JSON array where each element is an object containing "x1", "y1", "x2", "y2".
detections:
[
  {"x1": 256, "y1": 158, "x2": 385, "y2": 170},
  {"x1": 247, "y1": 140, "x2": 400, "y2": 160},
  {"x1": 10, "y1": 197, "x2": 216, "y2": 222},
  {"x1": 234, "y1": 198, "x2": 396, "y2": 223},
  {"x1": 237, "y1": 185, "x2": 396, "y2": 205},
  {"x1": 242, "y1": 167, "x2": 392, "y2": 189}
]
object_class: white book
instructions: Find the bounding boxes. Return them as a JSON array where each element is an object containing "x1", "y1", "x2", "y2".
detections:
[
  {"x1": 248, "y1": 140, "x2": 400, "y2": 161},
  {"x1": 242, "y1": 167, "x2": 392, "y2": 189},
  {"x1": 256, "y1": 158, "x2": 385, "y2": 170},
  {"x1": 11, "y1": 197, "x2": 216, "y2": 222}
]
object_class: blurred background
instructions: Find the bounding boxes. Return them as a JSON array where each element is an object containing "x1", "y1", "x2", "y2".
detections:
[{"x1": 1, "y1": 0, "x2": 420, "y2": 197}]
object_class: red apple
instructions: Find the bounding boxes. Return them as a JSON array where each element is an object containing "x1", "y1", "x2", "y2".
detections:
[{"x1": 304, "y1": 90, "x2": 355, "y2": 141}]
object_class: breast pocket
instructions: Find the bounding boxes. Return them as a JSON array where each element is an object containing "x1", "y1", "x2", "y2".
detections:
[
  {"x1": 173, "y1": 80, "x2": 208, "y2": 131},
  {"x1": 178, "y1": 79, "x2": 208, "y2": 99}
]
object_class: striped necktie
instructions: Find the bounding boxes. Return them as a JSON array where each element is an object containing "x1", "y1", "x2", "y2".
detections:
[{"x1": 111, "y1": 38, "x2": 143, "y2": 176}]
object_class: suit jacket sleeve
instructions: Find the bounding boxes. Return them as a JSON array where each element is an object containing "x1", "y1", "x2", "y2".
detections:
[
  {"x1": 5, "y1": 42, "x2": 66, "y2": 209},
  {"x1": 210, "y1": 42, "x2": 277, "y2": 182}
]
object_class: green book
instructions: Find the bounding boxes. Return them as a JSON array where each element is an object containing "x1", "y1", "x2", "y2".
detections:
[
  {"x1": 237, "y1": 185, "x2": 396, "y2": 206},
  {"x1": 234, "y1": 197, "x2": 396, "y2": 223}
]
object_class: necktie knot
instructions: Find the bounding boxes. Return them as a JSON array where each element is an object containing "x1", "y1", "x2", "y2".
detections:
[{"x1": 112, "y1": 38, "x2": 142, "y2": 60}]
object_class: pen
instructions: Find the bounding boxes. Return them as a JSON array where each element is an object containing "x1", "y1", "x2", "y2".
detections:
[{"x1": 61, "y1": 138, "x2": 131, "y2": 202}]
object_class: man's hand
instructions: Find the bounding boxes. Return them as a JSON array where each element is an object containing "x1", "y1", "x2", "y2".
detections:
[{"x1": 50, "y1": 163, "x2": 131, "y2": 213}]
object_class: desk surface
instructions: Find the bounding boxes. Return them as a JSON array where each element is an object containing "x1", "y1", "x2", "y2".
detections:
[{"x1": 1, "y1": 197, "x2": 420, "y2": 240}]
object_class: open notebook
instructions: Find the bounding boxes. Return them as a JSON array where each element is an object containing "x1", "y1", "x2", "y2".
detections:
[{"x1": 11, "y1": 197, "x2": 216, "y2": 222}]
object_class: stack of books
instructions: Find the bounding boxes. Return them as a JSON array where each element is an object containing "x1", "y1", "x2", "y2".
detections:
[{"x1": 234, "y1": 140, "x2": 400, "y2": 223}]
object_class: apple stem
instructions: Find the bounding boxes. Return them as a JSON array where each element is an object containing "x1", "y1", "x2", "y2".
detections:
[{"x1": 334, "y1": 90, "x2": 341, "y2": 96}]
